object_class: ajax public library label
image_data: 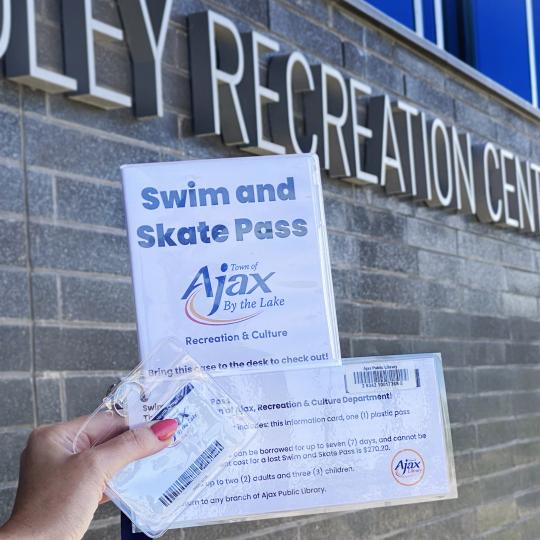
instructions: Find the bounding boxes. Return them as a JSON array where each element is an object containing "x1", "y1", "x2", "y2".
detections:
[{"x1": 1, "y1": 1, "x2": 540, "y2": 235}]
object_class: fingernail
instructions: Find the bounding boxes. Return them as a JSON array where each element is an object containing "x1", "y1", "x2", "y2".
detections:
[{"x1": 151, "y1": 419, "x2": 178, "y2": 441}]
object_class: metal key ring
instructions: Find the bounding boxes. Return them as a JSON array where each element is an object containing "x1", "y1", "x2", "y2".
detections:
[{"x1": 104, "y1": 380, "x2": 148, "y2": 418}]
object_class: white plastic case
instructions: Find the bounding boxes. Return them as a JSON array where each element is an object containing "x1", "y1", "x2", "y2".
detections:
[
  {"x1": 121, "y1": 154, "x2": 340, "y2": 374},
  {"x1": 72, "y1": 340, "x2": 255, "y2": 538}
]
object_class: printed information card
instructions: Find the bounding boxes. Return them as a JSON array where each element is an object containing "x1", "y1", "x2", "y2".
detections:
[
  {"x1": 129, "y1": 353, "x2": 456, "y2": 528},
  {"x1": 122, "y1": 154, "x2": 340, "y2": 373}
]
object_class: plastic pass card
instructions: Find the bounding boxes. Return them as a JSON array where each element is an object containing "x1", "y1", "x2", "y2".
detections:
[
  {"x1": 167, "y1": 353, "x2": 456, "y2": 528},
  {"x1": 73, "y1": 340, "x2": 255, "y2": 538},
  {"x1": 119, "y1": 380, "x2": 241, "y2": 518},
  {"x1": 121, "y1": 154, "x2": 340, "y2": 373}
]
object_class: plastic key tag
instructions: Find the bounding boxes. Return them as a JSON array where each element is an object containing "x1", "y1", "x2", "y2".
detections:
[{"x1": 72, "y1": 339, "x2": 255, "y2": 538}]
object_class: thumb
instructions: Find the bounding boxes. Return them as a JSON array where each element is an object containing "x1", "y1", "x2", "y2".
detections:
[{"x1": 91, "y1": 418, "x2": 178, "y2": 478}]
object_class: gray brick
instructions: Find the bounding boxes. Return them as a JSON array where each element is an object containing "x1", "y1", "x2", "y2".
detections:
[
  {"x1": 458, "y1": 231, "x2": 501, "y2": 263},
  {"x1": 352, "y1": 207, "x2": 406, "y2": 240},
  {"x1": 324, "y1": 196, "x2": 352, "y2": 230},
  {"x1": 269, "y1": 2, "x2": 341, "y2": 64},
  {"x1": 342, "y1": 41, "x2": 366, "y2": 77},
  {"x1": 64, "y1": 375, "x2": 127, "y2": 420},
  {"x1": 498, "y1": 126, "x2": 530, "y2": 158},
  {"x1": 363, "y1": 306, "x2": 420, "y2": 335},
  {"x1": 0, "y1": 270, "x2": 30, "y2": 319},
  {"x1": 360, "y1": 240, "x2": 417, "y2": 274},
  {"x1": 331, "y1": 267, "x2": 353, "y2": 299},
  {"x1": 462, "y1": 260, "x2": 505, "y2": 291},
  {"x1": 395, "y1": 48, "x2": 444, "y2": 89},
  {"x1": 517, "y1": 488, "x2": 540, "y2": 515},
  {"x1": 0, "y1": 220, "x2": 26, "y2": 266},
  {"x1": 35, "y1": 326, "x2": 138, "y2": 371},
  {"x1": 515, "y1": 415, "x2": 540, "y2": 439},
  {"x1": 510, "y1": 318, "x2": 540, "y2": 341},
  {"x1": 162, "y1": 69, "x2": 192, "y2": 114},
  {"x1": 0, "y1": 488, "x2": 16, "y2": 527},
  {"x1": 445, "y1": 79, "x2": 492, "y2": 112},
  {"x1": 0, "y1": 326, "x2": 31, "y2": 370},
  {"x1": 503, "y1": 292, "x2": 538, "y2": 319},
  {"x1": 24, "y1": 118, "x2": 160, "y2": 181},
  {"x1": 366, "y1": 53, "x2": 403, "y2": 94},
  {"x1": 364, "y1": 26, "x2": 394, "y2": 58},
  {"x1": 506, "y1": 343, "x2": 540, "y2": 365},
  {"x1": 331, "y1": 7, "x2": 364, "y2": 43},
  {"x1": 478, "y1": 420, "x2": 517, "y2": 447},
  {"x1": 0, "y1": 432, "x2": 29, "y2": 483},
  {"x1": 0, "y1": 379, "x2": 33, "y2": 426},
  {"x1": 468, "y1": 342, "x2": 506, "y2": 365},
  {"x1": 476, "y1": 499, "x2": 517, "y2": 532},
  {"x1": 48, "y1": 96, "x2": 182, "y2": 150},
  {"x1": 444, "y1": 367, "x2": 475, "y2": 394},
  {"x1": 336, "y1": 301, "x2": 362, "y2": 333},
  {"x1": 501, "y1": 242, "x2": 536, "y2": 271},
  {"x1": 450, "y1": 424, "x2": 477, "y2": 452},
  {"x1": 31, "y1": 273, "x2": 58, "y2": 320},
  {"x1": 0, "y1": 166, "x2": 23, "y2": 214},
  {"x1": 219, "y1": 0, "x2": 269, "y2": 25},
  {"x1": 418, "y1": 250, "x2": 463, "y2": 282},
  {"x1": 163, "y1": 27, "x2": 189, "y2": 71},
  {"x1": 405, "y1": 76, "x2": 453, "y2": 118},
  {"x1": 407, "y1": 219, "x2": 457, "y2": 254},
  {"x1": 36, "y1": 377, "x2": 62, "y2": 424},
  {"x1": 35, "y1": 19, "x2": 64, "y2": 74},
  {"x1": 512, "y1": 391, "x2": 540, "y2": 415},
  {"x1": 0, "y1": 110, "x2": 20, "y2": 161},
  {"x1": 56, "y1": 178, "x2": 125, "y2": 229},
  {"x1": 469, "y1": 393, "x2": 512, "y2": 421},
  {"x1": 470, "y1": 314, "x2": 510, "y2": 340},
  {"x1": 515, "y1": 514, "x2": 540, "y2": 539},
  {"x1": 356, "y1": 272, "x2": 415, "y2": 304},
  {"x1": 340, "y1": 336, "x2": 352, "y2": 357},
  {"x1": 462, "y1": 288, "x2": 502, "y2": 316},
  {"x1": 521, "y1": 284, "x2": 540, "y2": 336},
  {"x1": 351, "y1": 337, "x2": 411, "y2": 357},
  {"x1": 61, "y1": 276, "x2": 134, "y2": 323},
  {"x1": 513, "y1": 366, "x2": 540, "y2": 390},
  {"x1": 27, "y1": 171, "x2": 54, "y2": 218},
  {"x1": 328, "y1": 233, "x2": 358, "y2": 265},
  {"x1": 29, "y1": 223, "x2": 129, "y2": 275},
  {"x1": 409, "y1": 339, "x2": 468, "y2": 367},
  {"x1": 286, "y1": 0, "x2": 329, "y2": 23},
  {"x1": 416, "y1": 280, "x2": 462, "y2": 311},
  {"x1": 454, "y1": 101, "x2": 498, "y2": 140},
  {"x1": 514, "y1": 440, "x2": 540, "y2": 466},
  {"x1": 475, "y1": 367, "x2": 512, "y2": 392},
  {"x1": 423, "y1": 311, "x2": 470, "y2": 338}
]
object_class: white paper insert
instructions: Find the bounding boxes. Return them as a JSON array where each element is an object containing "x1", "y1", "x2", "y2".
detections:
[{"x1": 122, "y1": 154, "x2": 339, "y2": 373}]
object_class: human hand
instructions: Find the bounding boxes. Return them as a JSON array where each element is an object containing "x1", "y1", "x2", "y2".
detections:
[{"x1": 0, "y1": 415, "x2": 178, "y2": 540}]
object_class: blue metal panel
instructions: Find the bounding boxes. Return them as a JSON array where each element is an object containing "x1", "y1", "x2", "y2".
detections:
[
  {"x1": 470, "y1": 0, "x2": 532, "y2": 101},
  {"x1": 366, "y1": 0, "x2": 416, "y2": 29}
]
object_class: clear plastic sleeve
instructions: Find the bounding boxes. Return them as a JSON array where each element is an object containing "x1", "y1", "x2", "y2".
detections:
[{"x1": 72, "y1": 339, "x2": 255, "y2": 538}]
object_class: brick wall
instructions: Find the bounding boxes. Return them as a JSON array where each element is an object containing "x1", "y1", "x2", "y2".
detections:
[{"x1": 0, "y1": 0, "x2": 539, "y2": 538}]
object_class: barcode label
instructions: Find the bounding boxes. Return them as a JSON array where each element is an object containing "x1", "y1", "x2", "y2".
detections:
[
  {"x1": 158, "y1": 440, "x2": 224, "y2": 506},
  {"x1": 345, "y1": 362, "x2": 420, "y2": 393},
  {"x1": 352, "y1": 368, "x2": 409, "y2": 385}
]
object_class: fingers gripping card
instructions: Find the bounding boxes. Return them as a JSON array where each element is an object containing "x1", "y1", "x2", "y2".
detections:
[{"x1": 72, "y1": 340, "x2": 255, "y2": 538}]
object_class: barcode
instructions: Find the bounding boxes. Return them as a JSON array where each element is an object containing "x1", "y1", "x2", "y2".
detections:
[
  {"x1": 352, "y1": 368, "x2": 411, "y2": 386},
  {"x1": 158, "y1": 440, "x2": 224, "y2": 506}
]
